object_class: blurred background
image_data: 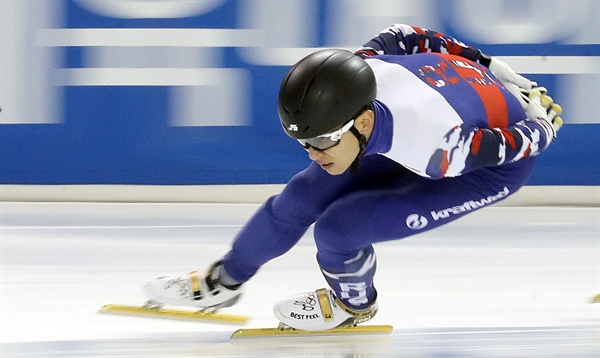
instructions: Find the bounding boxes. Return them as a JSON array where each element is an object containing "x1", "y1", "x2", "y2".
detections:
[
  {"x1": 0, "y1": 0, "x2": 598, "y2": 201},
  {"x1": 1, "y1": 3, "x2": 598, "y2": 355}
]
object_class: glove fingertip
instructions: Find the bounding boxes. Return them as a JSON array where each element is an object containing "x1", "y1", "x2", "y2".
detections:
[{"x1": 554, "y1": 116, "x2": 563, "y2": 128}]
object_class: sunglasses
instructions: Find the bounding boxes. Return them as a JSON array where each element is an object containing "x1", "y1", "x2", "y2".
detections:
[{"x1": 297, "y1": 119, "x2": 355, "y2": 151}]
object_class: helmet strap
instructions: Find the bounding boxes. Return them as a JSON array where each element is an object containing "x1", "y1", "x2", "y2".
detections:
[{"x1": 349, "y1": 126, "x2": 367, "y2": 175}]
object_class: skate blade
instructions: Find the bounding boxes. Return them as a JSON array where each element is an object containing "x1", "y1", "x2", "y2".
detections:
[
  {"x1": 230, "y1": 325, "x2": 393, "y2": 339},
  {"x1": 99, "y1": 304, "x2": 248, "y2": 325}
]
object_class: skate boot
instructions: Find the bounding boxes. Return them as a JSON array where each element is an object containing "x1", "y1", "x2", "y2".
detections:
[
  {"x1": 144, "y1": 260, "x2": 243, "y2": 310},
  {"x1": 273, "y1": 288, "x2": 377, "y2": 331}
]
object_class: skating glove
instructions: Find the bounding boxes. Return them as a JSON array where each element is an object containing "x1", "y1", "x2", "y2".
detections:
[
  {"x1": 480, "y1": 53, "x2": 535, "y2": 110},
  {"x1": 491, "y1": 60, "x2": 536, "y2": 109},
  {"x1": 526, "y1": 89, "x2": 563, "y2": 138}
]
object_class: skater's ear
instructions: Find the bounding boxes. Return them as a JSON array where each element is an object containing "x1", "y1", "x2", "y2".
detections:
[{"x1": 355, "y1": 109, "x2": 374, "y2": 139}]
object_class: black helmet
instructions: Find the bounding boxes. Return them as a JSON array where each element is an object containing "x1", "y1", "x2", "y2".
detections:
[{"x1": 278, "y1": 49, "x2": 376, "y2": 139}]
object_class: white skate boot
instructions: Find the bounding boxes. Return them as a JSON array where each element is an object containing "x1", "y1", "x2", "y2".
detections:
[
  {"x1": 273, "y1": 288, "x2": 377, "y2": 331},
  {"x1": 144, "y1": 261, "x2": 243, "y2": 310}
]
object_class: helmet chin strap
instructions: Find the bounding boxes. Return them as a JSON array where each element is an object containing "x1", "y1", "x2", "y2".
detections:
[{"x1": 349, "y1": 126, "x2": 367, "y2": 175}]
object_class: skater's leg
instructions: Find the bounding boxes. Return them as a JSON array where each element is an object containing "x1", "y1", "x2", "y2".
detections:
[
  {"x1": 318, "y1": 245, "x2": 378, "y2": 311},
  {"x1": 314, "y1": 157, "x2": 535, "y2": 310}
]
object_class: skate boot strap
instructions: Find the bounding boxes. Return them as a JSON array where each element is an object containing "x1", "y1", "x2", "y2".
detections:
[
  {"x1": 315, "y1": 288, "x2": 334, "y2": 321},
  {"x1": 333, "y1": 296, "x2": 378, "y2": 321},
  {"x1": 190, "y1": 266, "x2": 224, "y2": 300},
  {"x1": 315, "y1": 288, "x2": 377, "y2": 322},
  {"x1": 189, "y1": 271, "x2": 203, "y2": 300}
]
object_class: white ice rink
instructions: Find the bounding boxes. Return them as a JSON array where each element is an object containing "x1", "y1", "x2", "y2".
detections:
[{"x1": 1, "y1": 201, "x2": 599, "y2": 357}]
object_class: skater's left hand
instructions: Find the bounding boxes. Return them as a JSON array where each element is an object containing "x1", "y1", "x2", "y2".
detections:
[{"x1": 526, "y1": 89, "x2": 564, "y2": 138}]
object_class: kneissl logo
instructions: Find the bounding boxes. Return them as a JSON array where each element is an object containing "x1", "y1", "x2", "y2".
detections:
[{"x1": 406, "y1": 214, "x2": 428, "y2": 230}]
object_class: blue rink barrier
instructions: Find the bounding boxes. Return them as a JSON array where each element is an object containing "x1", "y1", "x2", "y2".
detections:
[
  {"x1": 0, "y1": 123, "x2": 598, "y2": 186},
  {"x1": 0, "y1": 0, "x2": 598, "y2": 186},
  {"x1": 527, "y1": 124, "x2": 599, "y2": 185}
]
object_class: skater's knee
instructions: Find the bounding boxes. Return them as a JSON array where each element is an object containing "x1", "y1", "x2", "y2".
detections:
[
  {"x1": 314, "y1": 197, "x2": 372, "y2": 252},
  {"x1": 314, "y1": 212, "x2": 353, "y2": 254}
]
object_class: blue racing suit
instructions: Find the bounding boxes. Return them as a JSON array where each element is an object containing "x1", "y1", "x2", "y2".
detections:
[{"x1": 221, "y1": 24, "x2": 555, "y2": 310}]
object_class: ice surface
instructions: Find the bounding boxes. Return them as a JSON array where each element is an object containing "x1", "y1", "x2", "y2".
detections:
[{"x1": 1, "y1": 202, "x2": 598, "y2": 357}]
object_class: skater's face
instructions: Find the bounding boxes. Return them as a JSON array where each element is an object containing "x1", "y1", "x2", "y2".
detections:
[{"x1": 305, "y1": 110, "x2": 374, "y2": 175}]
